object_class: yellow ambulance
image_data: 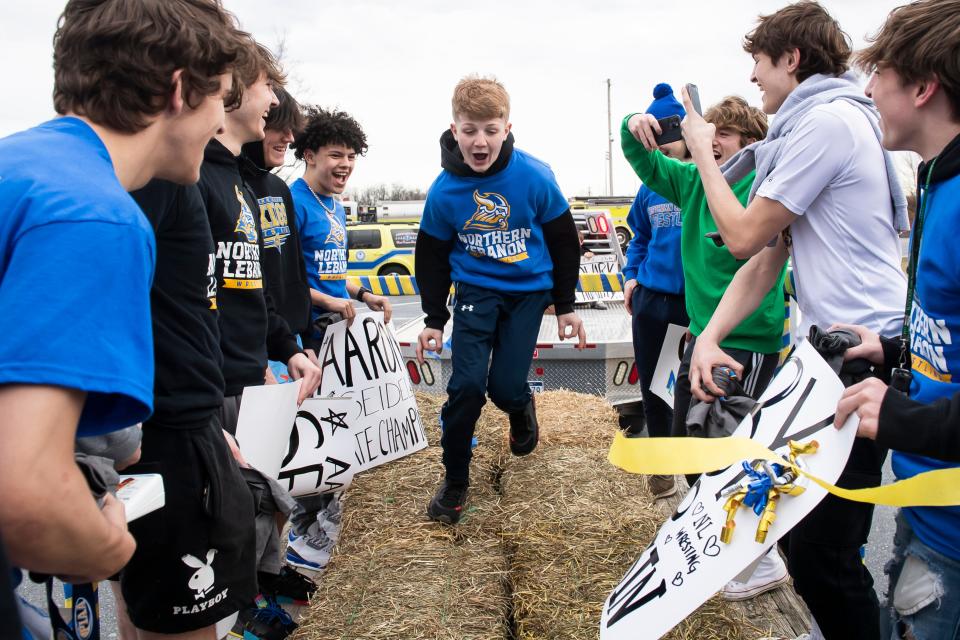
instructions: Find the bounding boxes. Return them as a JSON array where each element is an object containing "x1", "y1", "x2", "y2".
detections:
[{"x1": 346, "y1": 222, "x2": 418, "y2": 276}]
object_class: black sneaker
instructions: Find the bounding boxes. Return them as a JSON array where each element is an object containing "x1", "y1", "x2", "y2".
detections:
[
  {"x1": 509, "y1": 399, "x2": 539, "y2": 456},
  {"x1": 229, "y1": 595, "x2": 297, "y2": 640},
  {"x1": 258, "y1": 567, "x2": 317, "y2": 606},
  {"x1": 427, "y1": 480, "x2": 468, "y2": 524}
]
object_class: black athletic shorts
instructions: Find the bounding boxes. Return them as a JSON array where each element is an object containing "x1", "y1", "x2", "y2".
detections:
[{"x1": 119, "y1": 415, "x2": 256, "y2": 633}]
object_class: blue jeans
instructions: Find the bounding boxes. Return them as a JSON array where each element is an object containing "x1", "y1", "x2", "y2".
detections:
[
  {"x1": 629, "y1": 284, "x2": 688, "y2": 437},
  {"x1": 440, "y1": 283, "x2": 552, "y2": 484},
  {"x1": 885, "y1": 511, "x2": 960, "y2": 640}
]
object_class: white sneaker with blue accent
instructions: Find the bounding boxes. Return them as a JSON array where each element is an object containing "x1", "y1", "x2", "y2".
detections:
[
  {"x1": 318, "y1": 499, "x2": 342, "y2": 543},
  {"x1": 285, "y1": 527, "x2": 334, "y2": 571}
]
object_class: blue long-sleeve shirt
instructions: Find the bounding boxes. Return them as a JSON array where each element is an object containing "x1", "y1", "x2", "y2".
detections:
[{"x1": 621, "y1": 185, "x2": 684, "y2": 295}]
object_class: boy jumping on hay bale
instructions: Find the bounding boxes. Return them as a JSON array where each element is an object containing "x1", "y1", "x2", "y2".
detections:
[{"x1": 415, "y1": 75, "x2": 586, "y2": 524}]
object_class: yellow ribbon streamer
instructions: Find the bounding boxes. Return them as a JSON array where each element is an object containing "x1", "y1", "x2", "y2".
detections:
[{"x1": 608, "y1": 432, "x2": 960, "y2": 507}]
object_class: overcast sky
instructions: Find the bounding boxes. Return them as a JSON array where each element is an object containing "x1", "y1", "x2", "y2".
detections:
[{"x1": 1, "y1": 0, "x2": 909, "y2": 199}]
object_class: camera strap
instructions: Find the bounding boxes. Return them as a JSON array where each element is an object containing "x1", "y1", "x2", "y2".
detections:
[{"x1": 899, "y1": 157, "x2": 937, "y2": 370}]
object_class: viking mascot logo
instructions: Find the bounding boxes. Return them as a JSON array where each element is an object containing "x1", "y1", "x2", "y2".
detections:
[
  {"x1": 233, "y1": 185, "x2": 258, "y2": 243},
  {"x1": 463, "y1": 190, "x2": 510, "y2": 231},
  {"x1": 324, "y1": 209, "x2": 346, "y2": 248}
]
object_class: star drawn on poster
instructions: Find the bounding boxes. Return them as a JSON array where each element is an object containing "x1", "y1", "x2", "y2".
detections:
[{"x1": 319, "y1": 407, "x2": 350, "y2": 435}]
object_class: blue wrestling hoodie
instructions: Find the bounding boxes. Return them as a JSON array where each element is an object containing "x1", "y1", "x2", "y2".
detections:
[{"x1": 892, "y1": 133, "x2": 960, "y2": 560}]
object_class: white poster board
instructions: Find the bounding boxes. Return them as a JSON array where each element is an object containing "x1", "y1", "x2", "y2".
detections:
[
  {"x1": 234, "y1": 381, "x2": 303, "y2": 478},
  {"x1": 650, "y1": 324, "x2": 689, "y2": 405},
  {"x1": 294, "y1": 313, "x2": 428, "y2": 495},
  {"x1": 276, "y1": 390, "x2": 427, "y2": 497},
  {"x1": 235, "y1": 314, "x2": 427, "y2": 496},
  {"x1": 601, "y1": 341, "x2": 857, "y2": 640},
  {"x1": 576, "y1": 254, "x2": 623, "y2": 303}
]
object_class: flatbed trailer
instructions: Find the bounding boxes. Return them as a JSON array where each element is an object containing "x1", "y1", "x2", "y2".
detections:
[{"x1": 391, "y1": 299, "x2": 643, "y2": 408}]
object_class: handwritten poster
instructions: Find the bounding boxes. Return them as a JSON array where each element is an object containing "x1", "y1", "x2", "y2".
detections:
[
  {"x1": 235, "y1": 315, "x2": 427, "y2": 496},
  {"x1": 601, "y1": 341, "x2": 856, "y2": 639},
  {"x1": 576, "y1": 254, "x2": 623, "y2": 303}
]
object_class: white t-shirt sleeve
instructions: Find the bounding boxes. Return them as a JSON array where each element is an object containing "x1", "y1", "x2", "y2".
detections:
[{"x1": 755, "y1": 107, "x2": 852, "y2": 216}]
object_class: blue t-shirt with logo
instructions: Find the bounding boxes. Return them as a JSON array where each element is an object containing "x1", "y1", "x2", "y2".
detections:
[
  {"x1": 420, "y1": 149, "x2": 568, "y2": 292},
  {"x1": 290, "y1": 178, "x2": 349, "y2": 303},
  {"x1": 891, "y1": 171, "x2": 960, "y2": 560},
  {"x1": 0, "y1": 117, "x2": 156, "y2": 436}
]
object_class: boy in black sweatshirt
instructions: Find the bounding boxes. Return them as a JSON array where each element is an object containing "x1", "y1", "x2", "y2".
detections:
[
  {"x1": 240, "y1": 86, "x2": 313, "y2": 376},
  {"x1": 416, "y1": 76, "x2": 585, "y2": 524},
  {"x1": 122, "y1": 181, "x2": 257, "y2": 636},
  {"x1": 199, "y1": 42, "x2": 320, "y2": 635},
  {"x1": 199, "y1": 44, "x2": 321, "y2": 417}
]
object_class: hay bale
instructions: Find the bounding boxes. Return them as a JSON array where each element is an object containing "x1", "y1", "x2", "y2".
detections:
[
  {"x1": 298, "y1": 441, "x2": 509, "y2": 639},
  {"x1": 532, "y1": 390, "x2": 620, "y2": 449},
  {"x1": 298, "y1": 390, "x2": 777, "y2": 640},
  {"x1": 498, "y1": 449, "x2": 764, "y2": 640},
  {"x1": 498, "y1": 447, "x2": 657, "y2": 639}
]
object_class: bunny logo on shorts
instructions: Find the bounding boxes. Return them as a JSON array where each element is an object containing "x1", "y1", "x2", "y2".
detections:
[{"x1": 182, "y1": 549, "x2": 217, "y2": 600}]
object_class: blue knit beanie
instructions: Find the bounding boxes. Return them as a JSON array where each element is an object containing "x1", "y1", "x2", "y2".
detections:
[{"x1": 645, "y1": 83, "x2": 686, "y2": 120}]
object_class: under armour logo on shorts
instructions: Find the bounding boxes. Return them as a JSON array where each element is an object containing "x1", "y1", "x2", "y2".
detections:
[{"x1": 460, "y1": 304, "x2": 474, "y2": 312}]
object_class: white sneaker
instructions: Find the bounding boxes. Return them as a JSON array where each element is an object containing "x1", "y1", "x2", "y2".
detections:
[
  {"x1": 722, "y1": 549, "x2": 789, "y2": 601},
  {"x1": 319, "y1": 498, "x2": 342, "y2": 542},
  {"x1": 286, "y1": 527, "x2": 334, "y2": 571}
]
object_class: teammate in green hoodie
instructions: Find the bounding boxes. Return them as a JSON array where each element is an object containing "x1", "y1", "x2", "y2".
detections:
[{"x1": 621, "y1": 96, "x2": 790, "y2": 601}]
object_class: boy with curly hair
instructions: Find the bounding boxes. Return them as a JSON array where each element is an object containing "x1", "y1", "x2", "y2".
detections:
[{"x1": 285, "y1": 107, "x2": 392, "y2": 570}]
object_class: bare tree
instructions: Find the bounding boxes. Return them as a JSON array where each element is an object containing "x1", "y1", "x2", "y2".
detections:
[{"x1": 347, "y1": 183, "x2": 426, "y2": 205}]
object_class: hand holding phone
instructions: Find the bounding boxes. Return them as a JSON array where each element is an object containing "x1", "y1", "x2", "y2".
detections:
[
  {"x1": 653, "y1": 115, "x2": 682, "y2": 146},
  {"x1": 655, "y1": 85, "x2": 700, "y2": 146}
]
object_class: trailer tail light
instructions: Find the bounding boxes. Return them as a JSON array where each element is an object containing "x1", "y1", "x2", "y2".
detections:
[
  {"x1": 535, "y1": 367, "x2": 544, "y2": 376},
  {"x1": 628, "y1": 363, "x2": 639, "y2": 385},
  {"x1": 586, "y1": 213, "x2": 610, "y2": 236},
  {"x1": 596, "y1": 214, "x2": 609, "y2": 235},
  {"x1": 613, "y1": 361, "x2": 628, "y2": 386},
  {"x1": 406, "y1": 360, "x2": 421, "y2": 384},
  {"x1": 420, "y1": 361, "x2": 434, "y2": 386}
]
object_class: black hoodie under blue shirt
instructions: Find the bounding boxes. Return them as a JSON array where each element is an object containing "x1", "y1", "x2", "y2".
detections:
[{"x1": 416, "y1": 131, "x2": 580, "y2": 330}]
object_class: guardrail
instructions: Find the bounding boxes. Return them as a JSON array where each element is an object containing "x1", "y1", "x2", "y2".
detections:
[{"x1": 346, "y1": 273, "x2": 627, "y2": 295}]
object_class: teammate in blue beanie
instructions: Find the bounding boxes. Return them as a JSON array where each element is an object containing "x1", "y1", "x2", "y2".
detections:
[{"x1": 621, "y1": 83, "x2": 689, "y2": 501}]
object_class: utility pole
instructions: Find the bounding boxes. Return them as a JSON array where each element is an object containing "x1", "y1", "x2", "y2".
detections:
[{"x1": 606, "y1": 78, "x2": 614, "y2": 196}]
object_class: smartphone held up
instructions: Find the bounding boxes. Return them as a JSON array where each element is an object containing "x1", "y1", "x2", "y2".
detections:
[{"x1": 653, "y1": 83, "x2": 701, "y2": 146}]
